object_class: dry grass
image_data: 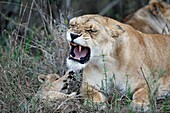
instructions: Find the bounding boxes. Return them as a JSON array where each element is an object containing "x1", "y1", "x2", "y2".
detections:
[
  {"x1": 0, "y1": 1, "x2": 69, "y2": 112},
  {"x1": 0, "y1": 1, "x2": 170, "y2": 113},
  {"x1": 0, "y1": 23, "x2": 68, "y2": 112}
]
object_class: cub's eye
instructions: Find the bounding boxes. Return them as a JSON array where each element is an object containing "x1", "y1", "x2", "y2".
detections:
[{"x1": 55, "y1": 78, "x2": 59, "y2": 80}]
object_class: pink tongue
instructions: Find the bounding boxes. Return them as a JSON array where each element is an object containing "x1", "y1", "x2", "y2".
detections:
[{"x1": 74, "y1": 47, "x2": 88, "y2": 59}]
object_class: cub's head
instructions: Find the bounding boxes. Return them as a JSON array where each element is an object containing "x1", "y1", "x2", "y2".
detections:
[
  {"x1": 66, "y1": 15, "x2": 125, "y2": 70},
  {"x1": 38, "y1": 74, "x2": 62, "y2": 93},
  {"x1": 37, "y1": 71, "x2": 82, "y2": 100},
  {"x1": 38, "y1": 72, "x2": 75, "y2": 94}
]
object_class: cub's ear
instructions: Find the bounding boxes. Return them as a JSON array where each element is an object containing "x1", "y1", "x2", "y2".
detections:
[
  {"x1": 38, "y1": 74, "x2": 47, "y2": 83},
  {"x1": 111, "y1": 25, "x2": 125, "y2": 37},
  {"x1": 149, "y1": 0, "x2": 166, "y2": 15}
]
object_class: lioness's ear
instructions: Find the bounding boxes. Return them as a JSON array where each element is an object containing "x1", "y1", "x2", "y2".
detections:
[
  {"x1": 38, "y1": 74, "x2": 47, "y2": 83},
  {"x1": 111, "y1": 25, "x2": 125, "y2": 37},
  {"x1": 149, "y1": 0, "x2": 165, "y2": 15}
]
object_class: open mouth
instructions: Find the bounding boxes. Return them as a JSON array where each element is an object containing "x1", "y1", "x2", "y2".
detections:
[{"x1": 69, "y1": 42, "x2": 90, "y2": 64}]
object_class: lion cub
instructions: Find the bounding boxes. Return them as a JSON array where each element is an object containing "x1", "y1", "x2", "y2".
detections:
[{"x1": 37, "y1": 71, "x2": 82, "y2": 101}]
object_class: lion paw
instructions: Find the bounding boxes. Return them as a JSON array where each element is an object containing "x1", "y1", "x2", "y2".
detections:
[
  {"x1": 132, "y1": 88, "x2": 150, "y2": 112},
  {"x1": 131, "y1": 100, "x2": 149, "y2": 112}
]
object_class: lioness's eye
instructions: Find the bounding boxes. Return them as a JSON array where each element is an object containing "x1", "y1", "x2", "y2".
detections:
[
  {"x1": 69, "y1": 24, "x2": 75, "y2": 28},
  {"x1": 86, "y1": 29, "x2": 98, "y2": 33}
]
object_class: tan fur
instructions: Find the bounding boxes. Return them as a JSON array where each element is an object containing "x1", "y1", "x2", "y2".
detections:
[
  {"x1": 37, "y1": 73, "x2": 76, "y2": 101},
  {"x1": 66, "y1": 14, "x2": 170, "y2": 111},
  {"x1": 37, "y1": 14, "x2": 170, "y2": 111},
  {"x1": 123, "y1": 0, "x2": 170, "y2": 34}
]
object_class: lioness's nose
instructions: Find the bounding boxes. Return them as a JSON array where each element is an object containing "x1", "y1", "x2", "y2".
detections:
[{"x1": 70, "y1": 33, "x2": 81, "y2": 40}]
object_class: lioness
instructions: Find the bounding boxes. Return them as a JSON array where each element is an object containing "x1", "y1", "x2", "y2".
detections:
[
  {"x1": 66, "y1": 14, "x2": 170, "y2": 111},
  {"x1": 123, "y1": 0, "x2": 170, "y2": 34}
]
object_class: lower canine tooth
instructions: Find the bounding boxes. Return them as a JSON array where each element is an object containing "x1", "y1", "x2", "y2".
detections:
[
  {"x1": 75, "y1": 58, "x2": 80, "y2": 60},
  {"x1": 70, "y1": 54, "x2": 80, "y2": 60}
]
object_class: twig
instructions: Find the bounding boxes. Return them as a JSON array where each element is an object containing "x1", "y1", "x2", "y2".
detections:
[
  {"x1": 24, "y1": 0, "x2": 34, "y2": 37},
  {"x1": 33, "y1": 0, "x2": 49, "y2": 36},
  {"x1": 0, "y1": 11, "x2": 34, "y2": 33},
  {"x1": 0, "y1": 1, "x2": 37, "y2": 12},
  {"x1": 140, "y1": 67, "x2": 151, "y2": 93},
  {"x1": 140, "y1": 67, "x2": 157, "y2": 111},
  {"x1": 99, "y1": 0, "x2": 120, "y2": 15}
]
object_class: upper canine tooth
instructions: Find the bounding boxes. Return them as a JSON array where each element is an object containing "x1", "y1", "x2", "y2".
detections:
[
  {"x1": 79, "y1": 45, "x2": 82, "y2": 52},
  {"x1": 70, "y1": 54, "x2": 73, "y2": 58},
  {"x1": 71, "y1": 42, "x2": 77, "y2": 46}
]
